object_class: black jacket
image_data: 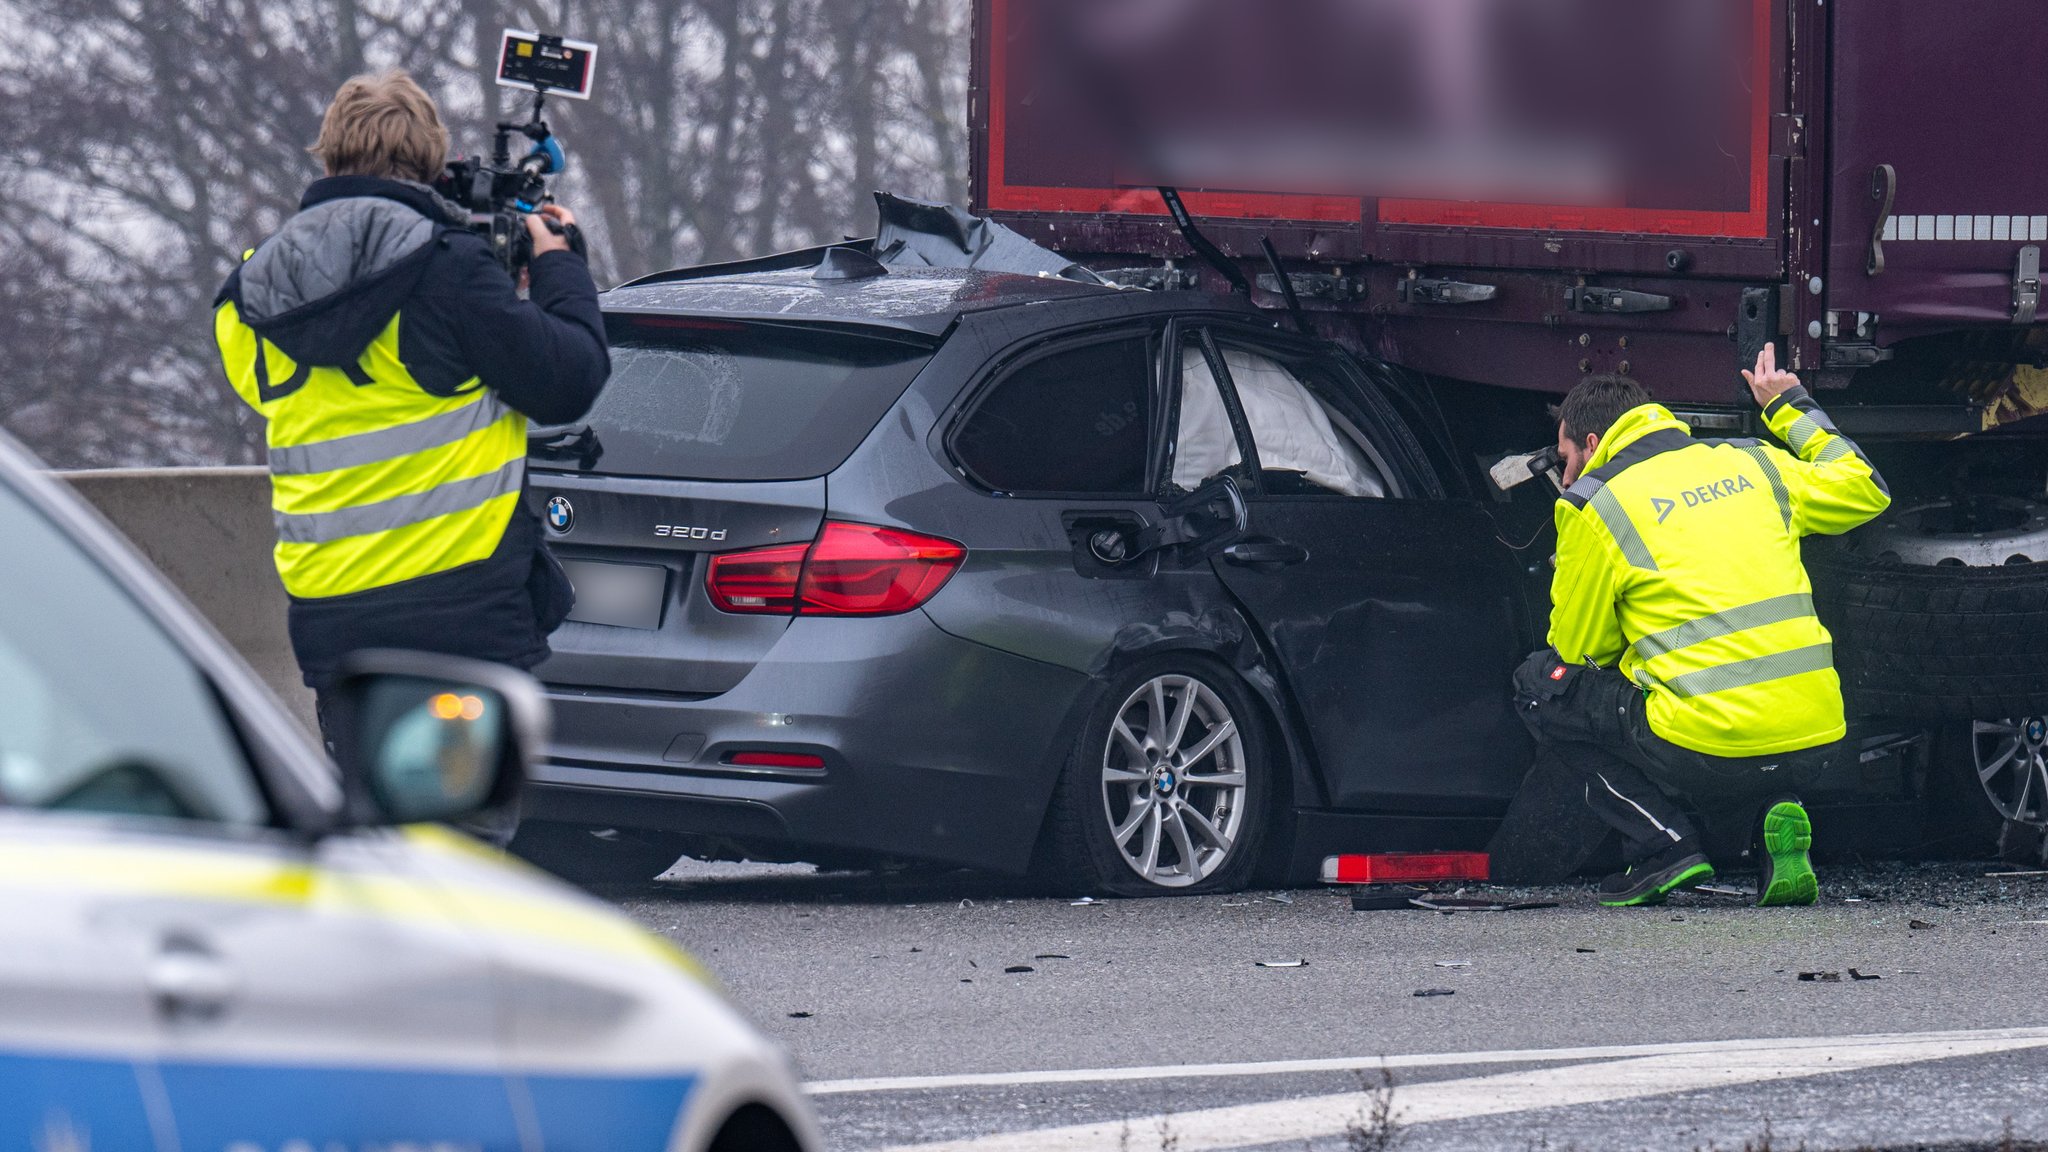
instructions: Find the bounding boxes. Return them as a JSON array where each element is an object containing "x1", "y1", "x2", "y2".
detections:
[{"x1": 217, "y1": 176, "x2": 609, "y2": 688}]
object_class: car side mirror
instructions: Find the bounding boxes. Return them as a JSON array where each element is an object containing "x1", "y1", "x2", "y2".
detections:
[{"x1": 323, "y1": 650, "x2": 550, "y2": 829}]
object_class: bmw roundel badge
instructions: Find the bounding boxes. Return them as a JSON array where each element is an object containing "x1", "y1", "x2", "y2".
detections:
[{"x1": 545, "y1": 496, "x2": 575, "y2": 535}]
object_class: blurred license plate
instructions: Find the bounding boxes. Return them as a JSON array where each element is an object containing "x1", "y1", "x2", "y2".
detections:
[{"x1": 561, "y1": 560, "x2": 667, "y2": 630}]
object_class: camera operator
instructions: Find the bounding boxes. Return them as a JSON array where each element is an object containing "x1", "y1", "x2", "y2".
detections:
[{"x1": 214, "y1": 70, "x2": 608, "y2": 781}]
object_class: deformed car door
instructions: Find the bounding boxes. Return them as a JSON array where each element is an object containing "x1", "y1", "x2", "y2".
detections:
[{"x1": 1179, "y1": 324, "x2": 1533, "y2": 809}]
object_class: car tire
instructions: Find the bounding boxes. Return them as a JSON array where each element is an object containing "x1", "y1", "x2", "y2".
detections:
[
  {"x1": 507, "y1": 820, "x2": 688, "y2": 889},
  {"x1": 1037, "y1": 655, "x2": 1273, "y2": 897}
]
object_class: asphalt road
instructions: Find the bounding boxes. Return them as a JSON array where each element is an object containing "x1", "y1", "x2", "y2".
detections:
[{"x1": 618, "y1": 861, "x2": 2048, "y2": 1151}]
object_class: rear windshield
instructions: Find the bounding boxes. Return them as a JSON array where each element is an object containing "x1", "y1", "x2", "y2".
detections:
[{"x1": 538, "y1": 317, "x2": 935, "y2": 481}]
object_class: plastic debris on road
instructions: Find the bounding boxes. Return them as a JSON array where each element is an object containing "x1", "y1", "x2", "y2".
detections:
[
  {"x1": 1693, "y1": 883, "x2": 1756, "y2": 897},
  {"x1": 1798, "y1": 971, "x2": 1842, "y2": 982},
  {"x1": 1004, "y1": 965, "x2": 1035, "y2": 974},
  {"x1": 1255, "y1": 959, "x2": 1309, "y2": 968},
  {"x1": 1412, "y1": 897, "x2": 1559, "y2": 912},
  {"x1": 1413, "y1": 988, "x2": 1456, "y2": 998},
  {"x1": 1849, "y1": 968, "x2": 1883, "y2": 980},
  {"x1": 1349, "y1": 887, "x2": 1430, "y2": 911},
  {"x1": 1069, "y1": 896, "x2": 1102, "y2": 906}
]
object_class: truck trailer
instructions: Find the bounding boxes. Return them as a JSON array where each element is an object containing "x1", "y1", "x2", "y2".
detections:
[{"x1": 970, "y1": 0, "x2": 2048, "y2": 860}]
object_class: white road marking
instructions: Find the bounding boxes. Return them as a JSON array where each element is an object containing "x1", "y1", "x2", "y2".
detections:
[
  {"x1": 871, "y1": 1029, "x2": 2048, "y2": 1152},
  {"x1": 807, "y1": 1025, "x2": 2048, "y2": 1096}
]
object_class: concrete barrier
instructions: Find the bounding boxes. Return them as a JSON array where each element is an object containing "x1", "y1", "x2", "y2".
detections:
[{"x1": 59, "y1": 467, "x2": 319, "y2": 734}]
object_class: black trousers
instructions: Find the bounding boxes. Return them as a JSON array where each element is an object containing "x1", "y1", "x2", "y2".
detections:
[{"x1": 1488, "y1": 650, "x2": 1843, "y2": 883}]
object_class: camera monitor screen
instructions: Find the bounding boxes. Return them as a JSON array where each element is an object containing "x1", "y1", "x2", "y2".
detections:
[{"x1": 497, "y1": 30, "x2": 597, "y2": 100}]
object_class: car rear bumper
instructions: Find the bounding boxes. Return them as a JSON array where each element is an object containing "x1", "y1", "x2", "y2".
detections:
[{"x1": 524, "y1": 613, "x2": 1091, "y2": 872}]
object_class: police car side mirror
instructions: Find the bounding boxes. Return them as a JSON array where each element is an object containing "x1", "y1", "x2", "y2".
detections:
[{"x1": 324, "y1": 650, "x2": 549, "y2": 829}]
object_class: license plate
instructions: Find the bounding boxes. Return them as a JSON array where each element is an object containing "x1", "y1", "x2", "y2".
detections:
[{"x1": 561, "y1": 560, "x2": 667, "y2": 630}]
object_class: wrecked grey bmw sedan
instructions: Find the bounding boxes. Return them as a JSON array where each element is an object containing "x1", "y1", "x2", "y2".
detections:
[{"x1": 512, "y1": 217, "x2": 1547, "y2": 897}]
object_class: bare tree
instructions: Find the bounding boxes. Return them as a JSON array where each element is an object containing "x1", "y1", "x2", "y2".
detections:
[{"x1": 0, "y1": 0, "x2": 969, "y2": 467}]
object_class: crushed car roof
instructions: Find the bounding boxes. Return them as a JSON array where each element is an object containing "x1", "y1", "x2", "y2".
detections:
[{"x1": 601, "y1": 266, "x2": 1130, "y2": 337}]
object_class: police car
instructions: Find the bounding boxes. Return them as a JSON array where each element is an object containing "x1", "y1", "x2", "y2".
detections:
[{"x1": 0, "y1": 432, "x2": 818, "y2": 1152}]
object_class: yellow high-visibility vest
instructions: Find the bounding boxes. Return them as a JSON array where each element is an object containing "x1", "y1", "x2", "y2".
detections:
[
  {"x1": 1548, "y1": 397, "x2": 1891, "y2": 757},
  {"x1": 216, "y1": 305, "x2": 528, "y2": 600}
]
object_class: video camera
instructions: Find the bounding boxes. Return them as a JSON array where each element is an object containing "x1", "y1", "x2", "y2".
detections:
[{"x1": 436, "y1": 30, "x2": 598, "y2": 275}]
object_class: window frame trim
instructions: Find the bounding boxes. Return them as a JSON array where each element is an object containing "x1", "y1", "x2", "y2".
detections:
[{"x1": 1164, "y1": 319, "x2": 1267, "y2": 496}]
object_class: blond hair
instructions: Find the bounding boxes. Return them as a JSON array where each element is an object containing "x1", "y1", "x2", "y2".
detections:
[{"x1": 310, "y1": 70, "x2": 449, "y2": 183}]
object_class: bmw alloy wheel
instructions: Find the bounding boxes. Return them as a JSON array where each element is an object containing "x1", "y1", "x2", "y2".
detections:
[
  {"x1": 1100, "y1": 674, "x2": 1249, "y2": 887},
  {"x1": 1974, "y1": 717, "x2": 2048, "y2": 826}
]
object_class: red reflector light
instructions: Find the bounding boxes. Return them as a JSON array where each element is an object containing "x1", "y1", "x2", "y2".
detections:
[
  {"x1": 1320, "y1": 852, "x2": 1490, "y2": 885},
  {"x1": 705, "y1": 542, "x2": 809, "y2": 614},
  {"x1": 705, "y1": 522, "x2": 965, "y2": 617},
  {"x1": 726, "y1": 751, "x2": 827, "y2": 769}
]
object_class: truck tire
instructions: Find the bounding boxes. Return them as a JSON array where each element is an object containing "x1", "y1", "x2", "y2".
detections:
[
  {"x1": 1808, "y1": 495, "x2": 2048, "y2": 858},
  {"x1": 1806, "y1": 498, "x2": 2048, "y2": 720}
]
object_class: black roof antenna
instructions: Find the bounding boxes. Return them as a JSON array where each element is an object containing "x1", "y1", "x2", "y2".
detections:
[{"x1": 1157, "y1": 187, "x2": 1249, "y2": 295}]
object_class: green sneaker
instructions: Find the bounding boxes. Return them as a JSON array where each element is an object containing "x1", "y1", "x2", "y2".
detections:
[
  {"x1": 1597, "y1": 843, "x2": 1715, "y2": 907},
  {"x1": 1757, "y1": 800, "x2": 1818, "y2": 907}
]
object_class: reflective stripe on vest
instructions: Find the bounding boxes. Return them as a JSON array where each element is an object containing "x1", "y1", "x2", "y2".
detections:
[
  {"x1": 1631, "y1": 593, "x2": 1818, "y2": 664},
  {"x1": 1652, "y1": 643, "x2": 1835, "y2": 700},
  {"x1": 217, "y1": 302, "x2": 528, "y2": 599}
]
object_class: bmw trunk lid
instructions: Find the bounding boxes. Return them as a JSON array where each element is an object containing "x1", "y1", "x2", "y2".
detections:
[{"x1": 525, "y1": 314, "x2": 935, "y2": 698}]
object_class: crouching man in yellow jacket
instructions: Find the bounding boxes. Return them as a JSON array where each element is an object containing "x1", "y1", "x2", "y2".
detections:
[{"x1": 1504, "y1": 345, "x2": 1890, "y2": 906}]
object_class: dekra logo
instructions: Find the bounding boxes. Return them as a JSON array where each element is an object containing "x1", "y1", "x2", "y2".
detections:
[{"x1": 1651, "y1": 476, "x2": 1757, "y2": 523}]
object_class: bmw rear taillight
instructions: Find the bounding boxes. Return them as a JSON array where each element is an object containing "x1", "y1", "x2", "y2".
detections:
[
  {"x1": 799, "y1": 522, "x2": 965, "y2": 616},
  {"x1": 705, "y1": 542, "x2": 809, "y2": 613},
  {"x1": 705, "y1": 522, "x2": 965, "y2": 617}
]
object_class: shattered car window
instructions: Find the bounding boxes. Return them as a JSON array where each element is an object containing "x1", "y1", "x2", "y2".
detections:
[{"x1": 554, "y1": 318, "x2": 935, "y2": 482}]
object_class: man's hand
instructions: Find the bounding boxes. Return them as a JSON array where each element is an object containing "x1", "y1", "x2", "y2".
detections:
[
  {"x1": 526, "y1": 203, "x2": 578, "y2": 259},
  {"x1": 1741, "y1": 341, "x2": 1800, "y2": 407}
]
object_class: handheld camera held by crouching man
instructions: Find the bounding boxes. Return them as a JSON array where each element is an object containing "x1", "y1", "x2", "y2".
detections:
[
  {"x1": 1486, "y1": 345, "x2": 1892, "y2": 907},
  {"x1": 213, "y1": 35, "x2": 612, "y2": 844}
]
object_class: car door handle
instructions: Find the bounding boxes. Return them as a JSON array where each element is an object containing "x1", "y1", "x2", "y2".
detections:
[
  {"x1": 148, "y1": 933, "x2": 236, "y2": 1023},
  {"x1": 1222, "y1": 540, "x2": 1310, "y2": 568}
]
